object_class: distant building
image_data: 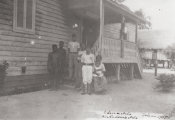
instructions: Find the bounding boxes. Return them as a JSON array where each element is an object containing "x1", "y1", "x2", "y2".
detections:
[{"x1": 138, "y1": 30, "x2": 171, "y2": 68}]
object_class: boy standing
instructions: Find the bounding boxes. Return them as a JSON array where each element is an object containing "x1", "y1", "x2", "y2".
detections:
[
  {"x1": 75, "y1": 44, "x2": 86, "y2": 89},
  {"x1": 81, "y1": 47, "x2": 95, "y2": 95},
  {"x1": 57, "y1": 41, "x2": 66, "y2": 85},
  {"x1": 47, "y1": 44, "x2": 59, "y2": 89}
]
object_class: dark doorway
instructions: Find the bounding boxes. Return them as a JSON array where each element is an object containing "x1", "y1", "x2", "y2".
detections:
[{"x1": 82, "y1": 19, "x2": 99, "y2": 48}]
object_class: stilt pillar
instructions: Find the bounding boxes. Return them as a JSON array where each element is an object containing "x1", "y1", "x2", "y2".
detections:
[
  {"x1": 149, "y1": 59, "x2": 151, "y2": 67},
  {"x1": 115, "y1": 64, "x2": 121, "y2": 81},
  {"x1": 130, "y1": 63, "x2": 134, "y2": 80},
  {"x1": 163, "y1": 61, "x2": 165, "y2": 68}
]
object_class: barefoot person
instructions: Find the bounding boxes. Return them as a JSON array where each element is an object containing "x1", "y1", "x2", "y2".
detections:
[
  {"x1": 75, "y1": 44, "x2": 86, "y2": 89},
  {"x1": 47, "y1": 44, "x2": 59, "y2": 90},
  {"x1": 57, "y1": 41, "x2": 66, "y2": 85},
  {"x1": 93, "y1": 55, "x2": 107, "y2": 93},
  {"x1": 81, "y1": 47, "x2": 95, "y2": 95}
]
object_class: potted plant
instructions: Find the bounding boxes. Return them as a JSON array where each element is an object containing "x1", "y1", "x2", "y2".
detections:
[{"x1": 0, "y1": 61, "x2": 9, "y2": 92}]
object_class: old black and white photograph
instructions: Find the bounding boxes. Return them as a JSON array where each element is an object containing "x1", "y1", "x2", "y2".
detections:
[{"x1": 0, "y1": 0, "x2": 175, "y2": 120}]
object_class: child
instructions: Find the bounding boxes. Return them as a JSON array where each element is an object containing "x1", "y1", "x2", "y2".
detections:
[
  {"x1": 57, "y1": 41, "x2": 66, "y2": 85},
  {"x1": 75, "y1": 44, "x2": 86, "y2": 89},
  {"x1": 93, "y1": 55, "x2": 107, "y2": 93},
  {"x1": 81, "y1": 47, "x2": 95, "y2": 95},
  {"x1": 47, "y1": 44, "x2": 59, "y2": 90}
]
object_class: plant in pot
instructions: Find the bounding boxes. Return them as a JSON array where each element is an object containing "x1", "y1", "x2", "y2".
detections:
[
  {"x1": 0, "y1": 60, "x2": 9, "y2": 94},
  {"x1": 155, "y1": 74, "x2": 175, "y2": 92}
]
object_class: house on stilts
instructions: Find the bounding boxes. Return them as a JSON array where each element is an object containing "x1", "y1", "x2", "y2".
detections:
[
  {"x1": 138, "y1": 30, "x2": 171, "y2": 68},
  {"x1": 0, "y1": 0, "x2": 145, "y2": 93}
]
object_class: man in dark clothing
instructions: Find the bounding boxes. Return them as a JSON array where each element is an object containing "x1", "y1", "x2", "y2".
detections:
[
  {"x1": 47, "y1": 42, "x2": 67, "y2": 89},
  {"x1": 57, "y1": 41, "x2": 66, "y2": 84},
  {"x1": 47, "y1": 44, "x2": 59, "y2": 89}
]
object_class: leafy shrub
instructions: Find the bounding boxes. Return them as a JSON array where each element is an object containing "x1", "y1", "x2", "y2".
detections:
[{"x1": 155, "y1": 74, "x2": 175, "y2": 92}]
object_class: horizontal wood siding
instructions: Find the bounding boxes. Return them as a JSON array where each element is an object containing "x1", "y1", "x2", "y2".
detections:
[
  {"x1": 103, "y1": 22, "x2": 137, "y2": 63},
  {"x1": 0, "y1": 0, "x2": 70, "y2": 76}
]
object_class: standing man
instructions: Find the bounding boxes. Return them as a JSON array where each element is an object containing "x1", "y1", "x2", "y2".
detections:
[
  {"x1": 68, "y1": 34, "x2": 80, "y2": 84},
  {"x1": 47, "y1": 44, "x2": 59, "y2": 90},
  {"x1": 57, "y1": 41, "x2": 66, "y2": 85}
]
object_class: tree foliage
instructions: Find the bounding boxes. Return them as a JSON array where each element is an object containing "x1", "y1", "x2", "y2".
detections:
[
  {"x1": 165, "y1": 43, "x2": 175, "y2": 61},
  {"x1": 134, "y1": 9, "x2": 152, "y2": 29},
  {"x1": 111, "y1": 0, "x2": 125, "y2": 3}
]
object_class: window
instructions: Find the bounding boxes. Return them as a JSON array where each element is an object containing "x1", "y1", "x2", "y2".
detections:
[{"x1": 13, "y1": 0, "x2": 36, "y2": 33}]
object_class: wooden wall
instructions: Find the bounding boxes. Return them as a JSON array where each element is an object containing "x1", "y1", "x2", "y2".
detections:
[
  {"x1": 0, "y1": 0, "x2": 70, "y2": 77},
  {"x1": 126, "y1": 23, "x2": 136, "y2": 43},
  {"x1": 0, "y1": 0, "x2": 72, "y2": 92},
  {"x1": 103, "y1": 22, "x2": 137, "y2": 62}
]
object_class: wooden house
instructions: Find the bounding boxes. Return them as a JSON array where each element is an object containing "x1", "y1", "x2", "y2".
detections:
[
  {"x1": 0, "y1": 0, "x2": 145, "y2": 93},
  {"x1": 138, "y1": 30, "x2": 171, "y2": 68}
]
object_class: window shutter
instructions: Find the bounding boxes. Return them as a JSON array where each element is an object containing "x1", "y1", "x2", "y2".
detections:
[
  {"x1": 26, "y1": 0, "x2": 33, "y2": 29},
  {"x1": 16, "y1": 0, "x2": 24, "y2": 28}
]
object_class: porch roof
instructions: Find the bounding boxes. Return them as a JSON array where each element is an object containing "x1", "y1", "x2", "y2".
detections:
[
  {"x1": 66, "y1": 0, "x2": 146, "y2": 24},
  {"x1": 104, "y1": 0, "x2": 146, "y2": 23}
]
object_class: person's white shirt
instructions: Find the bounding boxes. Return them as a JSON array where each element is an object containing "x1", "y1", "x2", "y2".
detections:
[
  {"x1": 93, "y1": 63, "x2": 106, "y2": 77},
  {"x1": 68, "y1": 41, "x2": 80, "y2": 53},
  {"x1": 81, "y1": 53, "x2": 95, "y2": 64},
  {"x1": 78, "y1": 50, "x2": 86, "y2": 62}
]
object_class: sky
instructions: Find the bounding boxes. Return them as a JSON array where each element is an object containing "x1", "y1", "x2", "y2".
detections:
[
  {"x1": 123, "y1": 0, "x2": 175, "y2": 31},
  {"x1": 123, "y1": 0, "x2": 175, "y2": 47}
]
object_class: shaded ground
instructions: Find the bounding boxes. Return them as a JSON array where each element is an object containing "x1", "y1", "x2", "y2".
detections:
[{"x1": 0, "y1": 73, "x2": 175, "y2": 120}]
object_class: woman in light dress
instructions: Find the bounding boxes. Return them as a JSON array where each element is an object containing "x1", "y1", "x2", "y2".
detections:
[{"x1": 93, "y1": 55, "x2": 107, "y2": 93}]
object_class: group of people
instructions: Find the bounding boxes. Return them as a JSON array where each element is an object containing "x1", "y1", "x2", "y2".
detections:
[{"x1": 47, "y1": 34, "x2": 107, "y2": 95}]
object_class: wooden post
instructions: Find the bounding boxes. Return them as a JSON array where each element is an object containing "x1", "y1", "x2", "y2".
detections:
[
  {"x1": 163, "y1": 61, "x2": 165, "y2": 68},
  {"x1": 121, "y1": 16, "x2": 125, "y2": 58},
  {"x1": 168, "y1": 61, "x2": 170, "y2": 68},
  {"x1": 153, "y1": 49, "x2": 158, "y2": 76},
  {"x1": 99, "y1": 0, "x2": 104, "y2": 55},
  {"x1": 135, "y1": 24, "x2": 138, "y2": 44},
  {"x1": 130, "y1": 64, "x2": 134, "y2": 80},
  {"x1": 149, "y1": 59, "x2": 151, "y2": 67},
  {"x1": 116, "y1": 64, "x2": 121, "y2": 81},
  {"x1": 80, "y1": 18, "x2": 83, "y2": 45}
]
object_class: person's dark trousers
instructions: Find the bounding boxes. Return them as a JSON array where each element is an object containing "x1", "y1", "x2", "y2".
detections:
[
  {"x1": 50, "y1": 72, "x2": 59, "y2": 90},
  {"x1": 75, "y1": 62, "x2": 82, "y2": 88},
  {"x1": 58, "y1": 71, "x2": 64, "y2": 85}
]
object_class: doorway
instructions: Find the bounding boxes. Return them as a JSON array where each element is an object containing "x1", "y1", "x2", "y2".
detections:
[
  {"x1": 67, "y1": 13, "x2": 99, "y2": 48},
  {"x1": 82, "y1": 19, "x2": 99, "y2": 48}
]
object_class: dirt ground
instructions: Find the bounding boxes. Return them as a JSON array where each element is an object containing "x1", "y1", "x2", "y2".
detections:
[{"x1": 0, "y1": 72, "x2": 175, "y2": 120}]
